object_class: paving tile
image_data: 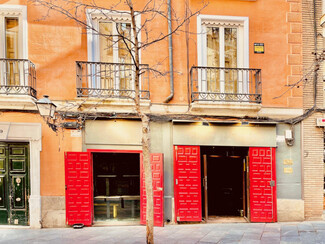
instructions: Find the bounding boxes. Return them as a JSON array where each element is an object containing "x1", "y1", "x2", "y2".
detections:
[
  {"x1": 156, "y1": 239, "x2": 178, "y2": 244},
  {"x1": 260, "y1": 237, "x2": 280, "y2": 244},
  {"x1": 312, "y1": 223, "x2": 325, "y2": 230},
  {"x1": 199, "y1": 235, "x2": 223, "y2": 243},
  {"x1": 218, "y1": 239, "x2": 240, "y2": 244},
  {"x1": 239, "y1": 240, "x2": 261, "y2": 244},
  {"x1": 222, "y1": 234, "x2": 243, "y2": 241},
  {"x1": 280, "y1": 236, "x2": 302, "y2": 243},
  {"x1": 281, "y1": 230, "x2": 299, "y2": 237},
  {"x1": 264, "y1": 225, "x2": 280, "y2": 233},
  {"x1": 297, "y1": 223, "x2": 314, "y2": 232},
  {"x1": 262, "y1": 232, "x2": 281, "y2": 239},
  {"x1": 260, "y1": 239, "x2": 280, "y2": 244},
  {"x1": 198, "y1": 242, "x2": 218, "y2": 244},
  {"x1": 241, "y1": 233, "x2": 261, "y2": 240}
]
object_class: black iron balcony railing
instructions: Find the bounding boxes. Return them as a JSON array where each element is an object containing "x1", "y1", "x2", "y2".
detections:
[
  {"x1": 0, "y1": 59, "x2": 37, "y2": 98},
  {"x1": 190, "y1": 66, "x2": 262, "y2": 103},
  {"x1": 76, "y1": 61, "x2": 150, "y2": 99}
]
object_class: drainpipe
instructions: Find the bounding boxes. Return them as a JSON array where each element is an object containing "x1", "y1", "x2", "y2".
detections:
[
  {"x1": 164, "y1": 0, "x2": 174, "y2": 103},
  {"x1": 321, "y1": 0, "x2": 325, "y2": 81},
  {"x1": 313, "y1": 0, "x2": 318, "y2": 105}
]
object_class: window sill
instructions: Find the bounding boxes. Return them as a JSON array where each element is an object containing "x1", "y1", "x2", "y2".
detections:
[
  {"x1": 55, "y1": 97, "x2": 151, "y2": 114},
  {"x1": 0, "y1": 95, "x2": 37, "y2": 111},
  {"x1": 190, "y1": 100, "x2": 262, "y2": 116}
]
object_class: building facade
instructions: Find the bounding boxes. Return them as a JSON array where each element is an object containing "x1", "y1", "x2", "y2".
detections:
[{"x1": 0, "y1": 0, "x2": 322, "y2": 228}]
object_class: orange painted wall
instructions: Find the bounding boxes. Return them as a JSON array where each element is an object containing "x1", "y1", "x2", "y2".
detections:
[
  {"x1": 1, "y1": 0, "x2": 301, "y2": 106},
  {"x1": 0, "y1": 0, "x2": 302, "y2": 196},
  {"x1": 0, "y1": 112, "x2": 82, "y2": 195}
]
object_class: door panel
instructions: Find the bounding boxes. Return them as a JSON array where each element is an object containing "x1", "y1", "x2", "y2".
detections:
[
  {"x1": 8, "y1": 144, "x2": 29, "y2": 225},
  {"x1": 65, "y1": 152, "x2": 92, "y2": 226},
  {"x1": 174, "y1": 146, "x2": 201, "y2": 222},
  {"x1": 0, "y1": 143, "x2": 30, "y2": 226},
  {"x1": 249, "y1": 147, "x2": 277, "y2": 222},
  {"x1": 0, "y1": 144, "x2": 8, "y2": 225},
  {"x1": 203, "y1": 155, "x2": 208, "y2": 222},
  {"x1": 140, "y1": 153, "x2": 164, "y2": 227},
  {"x1": 0, "y1": 176, "x2": 5, "y2": 208}
]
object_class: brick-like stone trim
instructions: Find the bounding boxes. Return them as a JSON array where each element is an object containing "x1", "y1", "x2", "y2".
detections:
[
  {"x1": 302, "y1": 0, "x2": 324, "y2": 220},
  {"x1": 287, "y1": 0, "x2": 303, "y2": 107}
]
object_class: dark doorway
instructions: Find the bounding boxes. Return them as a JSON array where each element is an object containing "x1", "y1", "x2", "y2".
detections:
[
  {"x1": 201, "y1": 146, "x2": 248, "y2": 220},
  {"x1": 93, "y1": 152, "x2": 140, "y2": 223}
]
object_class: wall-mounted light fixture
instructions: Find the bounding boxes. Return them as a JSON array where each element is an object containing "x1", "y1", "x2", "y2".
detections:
[
  {"x1": 35, "y1": 95, "x2": 82, "y2": 132},
  {"x1": 35, "y1": 95, "x2": 58, "y2": 132}
]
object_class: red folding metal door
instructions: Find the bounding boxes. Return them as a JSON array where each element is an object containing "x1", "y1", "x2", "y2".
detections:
[
  {"x1": 65, "y1": 152, "x2": 93, "y2": 226},
  {"x1": 174, "y1": 146, "x2": 201, "y2": 222},
  {"x1": 140, "y1": 153, "x2": 164, "y2": 227},
  {"x1": 249, "y1": 147, "x2": 277, "y2": 222}
]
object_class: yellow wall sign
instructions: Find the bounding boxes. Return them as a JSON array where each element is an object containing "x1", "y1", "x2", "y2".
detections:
[
  {"x1": 254, "y1": 43, "x2": 264, "y2": 53},
  {"x1": 284, "y1": 167, "x2": 293, "y2": 174},
  {"x1": 283, "y1": 159, "x2": 293, "y2": 165}
]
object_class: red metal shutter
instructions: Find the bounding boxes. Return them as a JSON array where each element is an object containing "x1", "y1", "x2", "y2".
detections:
[
  {"x1": 65, "y1": 152, "x2": 93, "y2": 226},
  {"x1": 249, "y1": 147, "x2": 277, "y2": 222},
  {"x1": 174, "y1": 145, "x2": 201, "y2": 222},
  {"x1": 140, "y1": 153, "x2": 164, "y2": 227}
]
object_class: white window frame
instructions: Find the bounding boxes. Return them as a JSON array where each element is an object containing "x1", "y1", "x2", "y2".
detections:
[
  {"x1": 0, "y1": 5, "x2": 27, "y2": 59},
  {"x1": 197, "y1": 15, "x2": 249, "y2": 94},
  {"x1": 86, "y1": 9, "x2": 141, "y2": 91},
  {"x1": 0, "y1": 5, "x2": 28, "y2": 87}
]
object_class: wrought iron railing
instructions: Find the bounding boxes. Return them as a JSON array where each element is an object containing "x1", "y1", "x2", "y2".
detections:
[
  {"x1": 76, "y1": 61, "x2": 150, "y2": 99},
  {"x1": 190, "y1": 66, "x2": 262, "y2": 103},
  {"x1": 0, "y1": 59, "x2": 37, "y2": 98}
]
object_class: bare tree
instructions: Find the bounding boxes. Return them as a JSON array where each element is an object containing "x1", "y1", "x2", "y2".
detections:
[{"x1": 30, "y1": 0, "x2": 206, "y2": 243}]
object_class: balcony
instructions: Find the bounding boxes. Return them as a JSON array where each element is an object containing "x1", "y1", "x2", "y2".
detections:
[
  {"x1": 76, "y1": 61, "x2": 150, "y2": 99},
  {"x1": 190, "y1": 66, "x2": 262, "y2": 103},
  {"x1": 0, "y1": 59, "x2": 37, "y2": 98}
]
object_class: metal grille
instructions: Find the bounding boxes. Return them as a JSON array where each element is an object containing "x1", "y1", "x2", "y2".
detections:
[
  {"x1": 190, "y1": 66, "x2": 262, "y2": 103},
  {"x1": 0, "y1": 59, "x2": 36, "y2": 98},
  {"x1": 76, "y1": 61, "x2": 150, "y2": 99}
]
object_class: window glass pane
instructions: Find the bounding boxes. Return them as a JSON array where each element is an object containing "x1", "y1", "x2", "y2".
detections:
[
  {"x1": 117, "y1": 23, "x2": 132, "y2": 91},
  {"x1": 99, "y1": 22, "x2": 113, "y2": 63},
  {"x1": 224, "y1": 28, "x2": 237, "y2": 93},
  {"x1": 117, "y1": 23, "x2": 132, "y2": 64},
  {"x1": 99, "y1": 22, "x2": 114, "y2": 89},
  {"x1": 224, "y1": 28, "x2": 237, "y2": 68},
  {"x1": 6, "y1": 18, "x2": 19, "y2": 59},
  {"x1": 207, "y1": 27, "x2": 220, "y2": 92},
  {"x1": 5, "y1": 18, "x2": 19, "y2": 86},
  {"x1": 207, "y1": 27, "x2": 219, "y2": 67}
]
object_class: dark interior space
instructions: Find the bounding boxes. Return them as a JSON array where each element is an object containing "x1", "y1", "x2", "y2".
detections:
[
  {"x1": 93, "y1": 152, "x2": 140, "y2": 222},
  {"x1": 201, "y1": 146, "x2": 248, "y2": 218}
]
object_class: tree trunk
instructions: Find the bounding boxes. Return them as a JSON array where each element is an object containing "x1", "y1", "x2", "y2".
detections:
[
  {"x1": 141, "y1": 114, "x2": 154, "y2": 244},
  {"x1": 127, "y1": 1, "x2": 154, "y2": 242}
]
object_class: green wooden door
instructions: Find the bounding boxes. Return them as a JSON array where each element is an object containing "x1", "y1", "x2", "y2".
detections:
[{"x1": 0, "y1": 143, "x2": 29, "y2": 226}]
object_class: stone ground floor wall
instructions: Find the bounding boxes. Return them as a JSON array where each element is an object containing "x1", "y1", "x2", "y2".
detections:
[
  {"x1": 277, "y1": 199, "x2": 304, "y2": 222},
  {"x1": 41, "y1": 196, "x2": 66, "y2": 228}
]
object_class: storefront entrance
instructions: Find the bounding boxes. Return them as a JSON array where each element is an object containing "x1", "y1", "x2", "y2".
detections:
[
  {"x1": 65, "y1": 150, "x2": 164, "y2": 226},
  {"x1": 174, "y1": 145, "x2": 277, "y2": 223},
  {"x1": 201, "y1": 146, "x2": 247, "y2": 222},
  {"x1": 93, "y1": 152, "x2": 140, "y2": 224}
]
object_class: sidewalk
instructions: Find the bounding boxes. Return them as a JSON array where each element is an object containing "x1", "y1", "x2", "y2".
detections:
[{"x1": 0, "y1": 221, "x2": 325, "y2": 243}]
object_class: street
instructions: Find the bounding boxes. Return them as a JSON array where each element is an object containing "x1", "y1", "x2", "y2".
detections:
[{"x1": 1, "y1": 221, "x2": 325, "y2": 243}]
